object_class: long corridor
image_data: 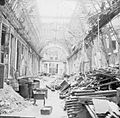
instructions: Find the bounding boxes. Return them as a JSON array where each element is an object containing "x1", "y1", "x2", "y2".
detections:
[{"x1": 1, "y1": 0, "x2": 120, "y2": 118}]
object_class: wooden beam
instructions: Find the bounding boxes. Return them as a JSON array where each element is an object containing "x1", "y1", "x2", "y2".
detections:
[
  {"x1": 73, "y1": 90, "x2": 117, "y2": 96},
  {"x1": 85, "y1": 0, "x2": 120, "y2": 45}
]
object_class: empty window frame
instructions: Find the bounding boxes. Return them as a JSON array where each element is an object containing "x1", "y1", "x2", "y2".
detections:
[
  {"x1": 1, "y1": 24, "x2": 7, "y2": 63},
  {"x1": 112, "y1": 40, "x2": 116, "y2": 50}
]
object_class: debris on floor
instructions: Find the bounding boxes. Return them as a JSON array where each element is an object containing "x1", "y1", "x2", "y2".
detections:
[
  {"x1": 54, "y1": 67, "x2": 120, "y2": 118},
  {"x1": 0, "y1": 83, "x2": 31, "y2": 115},
  {"x1": 40, "y1": 106, "x2": 53, "y2": 115}
]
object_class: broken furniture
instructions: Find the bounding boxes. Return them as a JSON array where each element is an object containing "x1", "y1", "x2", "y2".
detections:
[
  {"x1": 33, "y1": 88, "x2": 48, "y2": 106},
  {"x1": 36, "y1": 88, "x2": 48, "y2": 98},
  {"x1": 59, "y1": 80, "x2": 71, "y2": 99},
  {"x1": 33, "y1": 79, "x2": 40, "y2": 89},
  {"x1": 65, "y1": 89, "x2": 119, "y2": 118},
  {"x1": 60, "y1": 80, "x2": 70, "y2": 91},
  {"x1": 85, "y1": 98, "x2": 120, "y2": 118}
]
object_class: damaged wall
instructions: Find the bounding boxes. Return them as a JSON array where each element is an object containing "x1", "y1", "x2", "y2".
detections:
[
  {"x1": 68, "y1": 28, "x2": 119, "y2": 74},
  {"x1": 67, "y1": 0, "x2": 120, "y2": 74},
  {"x1": 0, "y1": 9, "x2": 41, "y2": 90}
]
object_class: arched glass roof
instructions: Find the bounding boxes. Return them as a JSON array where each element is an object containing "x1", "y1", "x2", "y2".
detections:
[{"x1": 9, "y1": 0, "x2": 113, "y2": 56}]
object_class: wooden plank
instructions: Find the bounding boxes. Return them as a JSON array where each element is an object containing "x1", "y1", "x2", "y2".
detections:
[
  {"x1": 85, "y1": 105, "x2": 98, "y2": 118},
  {"x1": 94, "y1": 80, "x2": 118, "y2": 88},
  {"x1": 71, "y1": 89, "x2": 95, "y2": 93},
  {"x1": 108, "y1": 101, "x2": 120, "y2": 117},
  {"x1": 98, "y1": 77, "x2": 112, "y2": 83},
  {"x1": 73, "y1": 90, "x2": 117, "y2": 96},
  {"x1": 77, "y1": 96, "x2": 107, "y2": 103}
]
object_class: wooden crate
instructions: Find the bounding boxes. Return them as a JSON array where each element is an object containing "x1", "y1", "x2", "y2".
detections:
[
  {"x1": 34, "y1": 93, "x2": 45, "y2": 100},
  {"x1": 40, "y1": 106, "x2": 52, "y2": 115},
  {"x1": 34, "y1": 88, "x2": 48, "y2": 98}
]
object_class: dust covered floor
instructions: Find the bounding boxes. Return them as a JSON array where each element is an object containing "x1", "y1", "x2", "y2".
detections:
[{"x1": 6, "y1": 89, "x2": 68, "y2": 118}]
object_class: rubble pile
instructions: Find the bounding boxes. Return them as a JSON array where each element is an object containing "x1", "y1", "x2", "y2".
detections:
[
  {"x1": 70, "y1": 67, "x2": 120, "y2": 91},
  {"x1": 60, "y1": 67, "x2": 120, "y2": 118},
  {"x1": 44, "y1": 75, "x2": 63, "y2": 91},
  {"x1": 37, "y1": 67, "x2": 120, "y2": 117},
  {"x1": 86, "y1": 67, "x2": 120, "y2": 90},
  {"x1": 0, "y1": 83, "x2": 31, "y2": 115},
  {"x1": 58, "y1": 67, "x2": 120, "y2": 99},
  {"x1": 65, "y1": 90, "x2": 120, "y2": 118}
]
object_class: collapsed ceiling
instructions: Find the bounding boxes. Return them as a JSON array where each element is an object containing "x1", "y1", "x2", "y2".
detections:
[{"x1": 10, "y1": 0, "x2": 113, "y2": 57}]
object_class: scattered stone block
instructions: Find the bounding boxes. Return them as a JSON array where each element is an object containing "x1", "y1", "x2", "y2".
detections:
[{"x1": 40, "y1": 106, "x2": 52, "y2": 115}]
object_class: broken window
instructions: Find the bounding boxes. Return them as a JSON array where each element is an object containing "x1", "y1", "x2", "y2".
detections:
[
  {"x1": 50, "y1": 57, "x2": 53, "y2": 60},
  {"x1": 49, "y1": 63, "x2": 52, "y2": 73},
  {"x1": 1, "y1": 27, "x2": 6, "y2": 46},
  {"x1": 55, "y1": 57, "x2": 58, "y2": 60},
  {"x1": 56, "y1": 64, "x2": 58, "y2": 73},
  {"x1": 44, "y1": 63, "x2": 47, "y2": 73},
  {"x1": 1, "y1": 24, "x2": 7, "y2": 63},
  {"x1": 112, "y1": 40, "x2": 116, "y2": 50}
]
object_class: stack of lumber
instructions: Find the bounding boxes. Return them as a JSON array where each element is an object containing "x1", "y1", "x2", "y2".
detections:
[
  {"x1": 60, "y1": 67, "x2": 120, "y2": 118},
  {"x1": 65, "y1": 90, "x2": 119, "y2": 118},
  {"x1": 58, "y1": 67, "x2": 120, "y2": 100}
]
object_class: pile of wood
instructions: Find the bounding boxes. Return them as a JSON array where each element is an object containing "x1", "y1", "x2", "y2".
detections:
[
  {"x1": 65, "y1": 90, "x2": 120, "y2": 118},
  {"x1": 61, "y1": 67, "x2": 120, "y2": 118},
  {"x1": 87, "y1": 68, "x2": 120, "y2": 90}
]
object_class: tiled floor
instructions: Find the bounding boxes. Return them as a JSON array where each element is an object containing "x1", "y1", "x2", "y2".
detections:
[{"x1": 8, "y1": 90, "x2": 68, "y2": 118}]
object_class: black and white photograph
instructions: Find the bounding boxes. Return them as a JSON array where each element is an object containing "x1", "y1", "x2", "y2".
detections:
[{"x1": 0, "y1": 0, "x2": 120, "y2": 118}]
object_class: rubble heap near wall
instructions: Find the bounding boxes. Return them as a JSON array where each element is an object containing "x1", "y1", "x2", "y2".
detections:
[{"x1": 0, "y1": 83, "x2": 31, "y2": 115}]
